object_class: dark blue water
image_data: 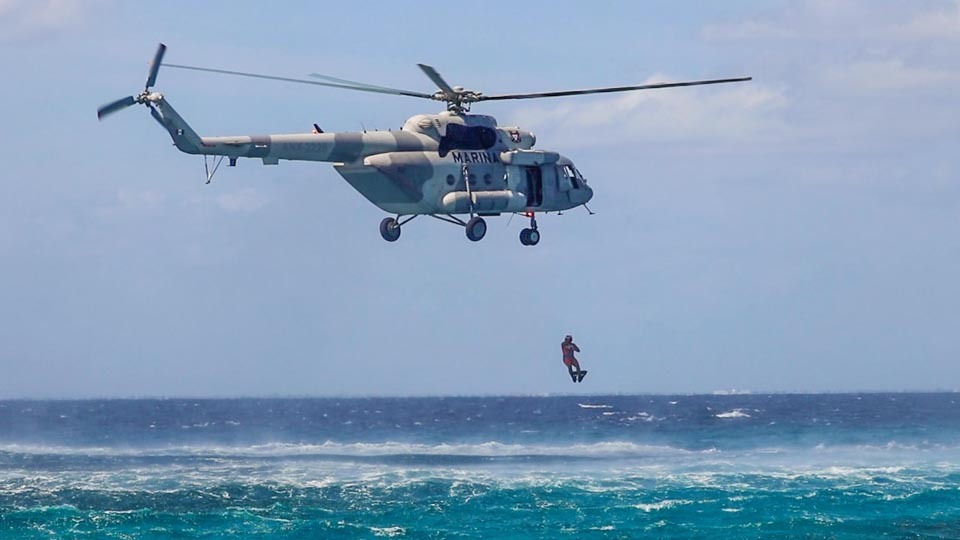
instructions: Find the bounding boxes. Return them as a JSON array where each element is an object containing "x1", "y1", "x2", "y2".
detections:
[{"x1": 2, "y1": 393, "x2": 960, "y2": 538}]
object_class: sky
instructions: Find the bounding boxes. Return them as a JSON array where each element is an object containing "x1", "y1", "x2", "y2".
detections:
[{"x1": 1, "y1": 1, "x2": 959, "y2": 398}]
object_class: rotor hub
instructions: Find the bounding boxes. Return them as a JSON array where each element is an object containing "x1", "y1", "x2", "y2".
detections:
[{"x1": 433, "y1": 88, "x2": 483, "y2": 114}]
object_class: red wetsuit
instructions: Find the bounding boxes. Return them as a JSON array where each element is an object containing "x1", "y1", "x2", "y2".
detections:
[{"x1": 562, "y1": 342, "x2": 581, "y2": 369}]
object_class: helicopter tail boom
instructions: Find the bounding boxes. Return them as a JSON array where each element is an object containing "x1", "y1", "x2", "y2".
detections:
[{"x1": 146, "y1": 95, "x2": 205, "y2": 155}]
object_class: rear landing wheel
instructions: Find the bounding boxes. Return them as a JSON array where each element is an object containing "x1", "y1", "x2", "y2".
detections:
[
  {"x1": 465, "y1": 216, "x2": 487, "y2": 242},
  {"x1": 379, "y1": 217, "x2": 401, "y2": 242}
]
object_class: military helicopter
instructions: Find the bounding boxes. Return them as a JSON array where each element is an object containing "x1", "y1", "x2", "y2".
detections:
[{"x1": 98, "y1": 44, "x2": 750, "y2": 245}]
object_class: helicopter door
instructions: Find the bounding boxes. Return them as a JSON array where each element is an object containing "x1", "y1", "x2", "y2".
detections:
[{"x1": 523, "y1": 166, "x2": 543, "y2": 207}]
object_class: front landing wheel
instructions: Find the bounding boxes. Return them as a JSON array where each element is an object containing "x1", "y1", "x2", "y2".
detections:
[
  {"x1": 379, "y1": 217, "x2": 401, "y2": 242},
  {"x1": 465, "y1": 217, "x2": 487, "y2": 242}
]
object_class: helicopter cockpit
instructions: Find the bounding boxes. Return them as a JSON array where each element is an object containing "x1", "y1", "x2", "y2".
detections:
[
  {"x1": 555, "y1": 158, "x2": 593, "y2": 208},
  {"x1": 558, "y1": 163, "x2": 586, "y2": 190}
]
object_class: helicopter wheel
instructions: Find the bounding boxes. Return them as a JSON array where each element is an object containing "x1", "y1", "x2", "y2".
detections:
[
  {"x1": 527, "y1": 228, "x2": 540, "y2": 246},
  {"x1": 379, "y1": 217, "x2": 401, "y2": 242},
  {"x1": 465, "y1": 216, "x2": 487, "y2": 242},
  {"x1": 520, "y1": 228, "x2": 540, "y2": 246}
]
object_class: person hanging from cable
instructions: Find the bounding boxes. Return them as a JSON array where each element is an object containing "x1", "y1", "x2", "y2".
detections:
[{"x1": 561, "y1": 335, "x2": 585, "y2": 383}]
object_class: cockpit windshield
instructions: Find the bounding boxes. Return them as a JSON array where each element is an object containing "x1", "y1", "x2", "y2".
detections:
[{"x1": 560, "y1": 164, "x2": 585, "y2": 188}]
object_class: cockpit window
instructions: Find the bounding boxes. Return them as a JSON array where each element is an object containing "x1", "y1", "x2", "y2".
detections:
[{"x1": 562, "y1": 164, "x2": 582, "y2": 188}]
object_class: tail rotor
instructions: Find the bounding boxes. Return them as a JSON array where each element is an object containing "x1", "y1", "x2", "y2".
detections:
[{"x1": 97, "y1": 43, "x2": 167, "y2": 120}]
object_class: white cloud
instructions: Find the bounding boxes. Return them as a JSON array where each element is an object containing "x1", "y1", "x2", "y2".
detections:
[
  {"x1": 0, "y1": 0, "x2": 90, "y2": 42},
  {"x1": 508, "y1": 2, "x2": 960, "y2": 159},
  {"x1": 702, "y1": 20, "x2": 798, "y2": 41},
  {"x1": 116, "y1": 189, "x2": 166, "y2": 210},
  {"x1": 820, "y1": 59, "x2": 960, "y2": 94},
  {"x1": 509, "y1": 76, "x2": 789, "y2": 151},
  {"x1": 215, "y1": 188, "x2": 269, "y2": 212},
  {"x1": 702, "y1": 0, "x2": 960, "y2": 44},
  {"x1": 890, "y1": 1, "x2": 960, "y2": 41},
  {"x1": 92, "y1": 189, "x2": 166, "y2": 220}
]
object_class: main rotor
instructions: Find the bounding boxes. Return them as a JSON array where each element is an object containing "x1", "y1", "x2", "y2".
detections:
[{"x1": 159, "y1": 50, "x2": 752, "y2": 115}]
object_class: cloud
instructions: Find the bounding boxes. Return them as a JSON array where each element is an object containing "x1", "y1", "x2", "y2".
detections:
[
  {"x1": 515, "y1": 2, "x2": 960, "y2": 156},
  {"x1": 215, "y1": 188, "x2": 269, "y2": 212},
  {"x1": 508, "y1": 76, "x2": 789, "y2": 153},
  {"x1": 91, "y1": 189, "x2": 167, "y2": 220},
  {"x1": 702, "y1": 0, "x2": 960, "y2": 44},
  {"x1": 0, "y1": 0, "x2": 90, "y2": 42},
  {"x1": 819, "y1": 59, "x2": 960, "y2": 94},
  {"x1": 116, "y1": 189, "x2": 166, "y2": 210},
  {"x1": 702, "y1": 20, "x2": 798, "y2": 41},
  {"x1": 889, "y1": 0, "x2": 960, "y2": 41}
]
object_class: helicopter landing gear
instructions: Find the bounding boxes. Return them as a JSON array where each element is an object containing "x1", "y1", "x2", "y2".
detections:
[
  {"x1": 380, "y1": 215, "x2": 417, "y2": 242},
  {"x1": 380, "y1": 217, "x2": 401, "y2": 242},
  {"x1": 465, "y1": 216, "x2": 487, "y2": 242},
  {"x1": 519, "y1": 213, "x2": 540, "y2": 246},
  {"x1": 520, "y1": 228, "x2": 540, "y2": 246}
]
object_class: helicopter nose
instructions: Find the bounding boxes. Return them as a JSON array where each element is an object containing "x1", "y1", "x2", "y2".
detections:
[{"x1": 571, "y1": 183, "x2": 593, "y2": 205}]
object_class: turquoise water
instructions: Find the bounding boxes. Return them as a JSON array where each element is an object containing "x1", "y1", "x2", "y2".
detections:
[{"x1": 2, "y1": 394, "x2": 959, "y2": 538}]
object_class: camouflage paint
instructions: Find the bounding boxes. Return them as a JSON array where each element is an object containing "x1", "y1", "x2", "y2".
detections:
[{"x1": 150, "y1": 95, "x2": 592, "y2": 216}]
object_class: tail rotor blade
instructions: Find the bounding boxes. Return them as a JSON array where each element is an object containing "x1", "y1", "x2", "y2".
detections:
[
  {"x1": 145, "y1": 43, "x2": 167, "y2": 89},
  {"x1": 97, "y1": 96, "x2": 137, "y2": 120}
]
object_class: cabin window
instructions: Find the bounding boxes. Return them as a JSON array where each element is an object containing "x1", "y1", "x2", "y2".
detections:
[{"x1": 446, "y1": 174, "x2": 455, "y2": 186}]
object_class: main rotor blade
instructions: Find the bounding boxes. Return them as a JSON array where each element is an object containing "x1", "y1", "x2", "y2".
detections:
[
  {"x1": 307, "y1": 72, "x2": 418, "y2": 94},
  {"x1": 478, "y1": 77, "x2": 753, "y2": 101},
  {"x1": 145, "y1": 43, "x2": 167, "y2": 89},
  {"x1": 164, "y1": 63, "x2": 435, "y2": 99},
  {"x1": 417, "y1": 64, "x2": 455, "y2": 95},
  {"x1": 97, "y1": 96, "x2": 137, "y2": 120}
]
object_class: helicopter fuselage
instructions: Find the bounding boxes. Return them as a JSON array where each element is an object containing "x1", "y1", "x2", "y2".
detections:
[{"x1": 154, "y1": 97, "x2": 592, "y2": 218}]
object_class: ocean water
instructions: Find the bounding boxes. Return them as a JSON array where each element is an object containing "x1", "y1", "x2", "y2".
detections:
[{"x1": 1, "y1": 394, "x2": 959, "y2": 539}]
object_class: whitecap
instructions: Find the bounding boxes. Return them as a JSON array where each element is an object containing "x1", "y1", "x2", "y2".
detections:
[
  {"x1": 578, "y1": 403, "x2": 613, "y2": 409},
  {"x1": 624, "y1": 412, "x2": 658, "y2": 422},
  {"x1": 371, "y1": 526, "x2": 406, "y2": 537},
  {"x1": 0, "y1": 440, "x2": 696, "y2": 460},
  {"x1": 715, "y1": 409, "x2": 751, "y2": 419},
  {"x1": 635, "y1": 499, "x2": 692, "y2": 512}
]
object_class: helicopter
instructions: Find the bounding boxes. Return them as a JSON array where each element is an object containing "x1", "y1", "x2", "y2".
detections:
[{"x1": 98, "y1": 44, "x2": 751, "y2": 245}]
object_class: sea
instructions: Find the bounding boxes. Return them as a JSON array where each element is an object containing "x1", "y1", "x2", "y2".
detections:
[{"x1": 1, "y1": 393, "x2": 959, "y2": 539}]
